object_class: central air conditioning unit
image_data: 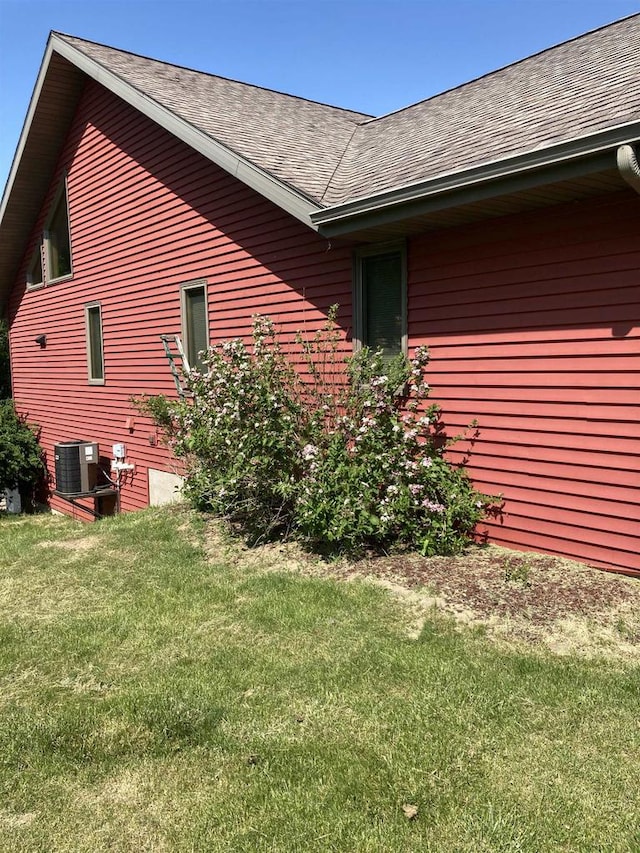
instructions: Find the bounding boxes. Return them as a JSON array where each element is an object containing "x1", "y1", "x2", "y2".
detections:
[{"x1": 54, "y1": 440, "x2": 99, "y2": 495}]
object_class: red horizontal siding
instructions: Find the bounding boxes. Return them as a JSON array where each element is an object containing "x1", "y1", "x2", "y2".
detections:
[
  {"x1": 409, "y1": 192, "x2": 640, "y2": 573},
  {"x1": 8, "y1": 78, "x2": 639, "y2": 575},
  {"x1": 9, "y1": 80, "x2": 352, "y2": 519}
]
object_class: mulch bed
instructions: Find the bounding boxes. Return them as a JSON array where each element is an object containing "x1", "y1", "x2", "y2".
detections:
[
  {"x1": 349, "y1": 547, "x2": 640, "y2": 630},
  {"x1": 204, "y1": 516, "x2": 640, "y2": 656}
]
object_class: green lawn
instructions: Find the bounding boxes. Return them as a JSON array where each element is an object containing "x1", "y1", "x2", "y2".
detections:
[{"x1": 0, "y1": 508, "x2": 638, "y2": 852}]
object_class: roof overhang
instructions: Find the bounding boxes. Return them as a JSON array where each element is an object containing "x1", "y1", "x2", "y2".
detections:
[
  {"x1": 2, "y1": 32, "x2": 638, "y2": 309},
  {"x1": 0, "y1": 41, "x2": 85, "y2": 310},
  {"x1": 313, "y1": 122, "x2": 640, "y2": 239},
  {"x1": 49, "y1": 35, "x2": 322, "y2": 224},
  {"x1": 0, "y1": 33, "x2": 322, "y2": 310}
]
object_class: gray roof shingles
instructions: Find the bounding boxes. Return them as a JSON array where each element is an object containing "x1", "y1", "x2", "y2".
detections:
[
  {"x1": 322, "y1": 14, "x2": 640, "y2": 205},
  {"x1": 59, "y1": 15, "x2": 640, "y2": 210},
  {"x1": 58, "y1": 34, "x2": 371, "y2": 205}
]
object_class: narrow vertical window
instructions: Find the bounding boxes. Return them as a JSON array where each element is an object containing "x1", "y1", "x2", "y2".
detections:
[
  {"x1": 85, "y1": 303, "x2": 104, "y2": 384},
  {"x1": 181, "y1": 281, "x2": 208, "y2": 371},
  {"x1": 45, "y1": 179, "x2": 72, "y2": 281},
  {"x1": 26, "y1": 241, "x2": 44, "y2": 289},
  {"x1": 355, "y1": 244, "x2": 406, "y2": 359}
]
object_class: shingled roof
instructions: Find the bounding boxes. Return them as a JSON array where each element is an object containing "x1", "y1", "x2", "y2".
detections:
[
  {"x1": 55, "y1": 34, "x2": 371, "y2": 205},
  {"x1": 1, "y1": 15, "x2": 640, "y2": 303},
  {"x1": 48, "y1": 14, "x2": 640, "y2": 211},
  {"x1": 322, "y1": 13, "x2": 640, "y2": 205}
]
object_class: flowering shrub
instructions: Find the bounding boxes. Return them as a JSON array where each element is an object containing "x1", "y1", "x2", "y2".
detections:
[
  {"x1": 160, "y1": 316, "x2": 303, "y2": 542},
  {"x1": 294, "y1": 344, "x2": 492, "y2": 555},
  {"x1": 136, "y1": 310, "x2": 494, "y2": 554}
]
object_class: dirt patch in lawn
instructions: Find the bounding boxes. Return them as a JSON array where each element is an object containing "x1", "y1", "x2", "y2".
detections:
[
  {"x1": 204, "y1": 522, "x2": 640, "y2": 660},
  {"x1": 37, "y1": 535, "x2": 101, "y2": 553},
  {"x1": 346, "y1": 547, "x2": 640, "y2": 658}
]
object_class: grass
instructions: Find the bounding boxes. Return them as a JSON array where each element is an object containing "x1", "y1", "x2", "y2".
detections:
[{"x1": 0, "y1": 507, "x2": 638, "y2": 852}]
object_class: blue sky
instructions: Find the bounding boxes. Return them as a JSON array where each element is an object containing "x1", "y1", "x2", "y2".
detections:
[{"x1": 1, "y1": 0, "x2": 638, "y2": 195}]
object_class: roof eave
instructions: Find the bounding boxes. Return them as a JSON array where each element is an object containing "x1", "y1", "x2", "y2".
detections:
[
  {"x1": 312, "y1": 122, "x2": 640, "y2": 236},
  {"x1": 50, "y1": 35, "x2": 322, "y2": 226},
  {"x1": 0, "y1": 37, "x2": 86, "y2": 310},
  {"x1": 0, "y1": 34, "x2": 324, "y2": 311},
  {"x1": 0, "y1": 37, "x2": 55, "y2": 227}
]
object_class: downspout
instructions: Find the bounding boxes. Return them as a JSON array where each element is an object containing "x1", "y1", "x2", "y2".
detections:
[{"x1": 617, "y1": 144, "x2": 640, "y2": 194}]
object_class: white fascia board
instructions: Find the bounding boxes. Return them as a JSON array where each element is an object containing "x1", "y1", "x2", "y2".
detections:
[
  {"x1": 313, "y1": 121, "x2": 640, "y2": 226},
  {"x1": 49, "y1": 36, "x2": 322, "y2": 229},
  {"x1": 0, "y1": 38, "x2": 57, "y2": 226}
]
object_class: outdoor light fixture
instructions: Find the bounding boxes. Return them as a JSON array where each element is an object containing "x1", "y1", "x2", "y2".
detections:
[{"x1": 35, "y1": 334, "x2": 47, "y2": 347}]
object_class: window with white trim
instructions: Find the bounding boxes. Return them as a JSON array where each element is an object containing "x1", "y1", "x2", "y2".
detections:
[
  {"x1": 181, "y1": 280, "x2": 208, "y2": 371},
  {"x1": 45, "y1": 179, "x2": 72, "y2": 282},
  {"x1": 354, "y1": 243, "x2": 407, "y2": 360},
  {"x1": 85, "y1": 302, "x2": 104, "y2": 384}
]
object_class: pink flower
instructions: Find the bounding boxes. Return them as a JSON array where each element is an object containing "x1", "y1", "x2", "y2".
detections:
[{"x1": 422, "y1": 499, "x2": 445, "y2": 513}]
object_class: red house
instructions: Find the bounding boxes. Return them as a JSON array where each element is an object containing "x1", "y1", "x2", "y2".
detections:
[{"x1": 1, "y1": 17, "x2": 639, "y2": 573}]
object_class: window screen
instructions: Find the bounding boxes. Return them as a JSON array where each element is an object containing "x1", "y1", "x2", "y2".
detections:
[
  {"x1": 184, "y1": 285, "x2": 208, "y2": 370},
  {"x1": 86, "y1": 304, "x2": 104, "y2": 382},
  {"x1": 361, "y1": 251, "x2": 403, "y2": 359},
  {"x1": 47, "y1": 185, "x2": 72, "y2": 280},
  {"x1": 27, "y1": 244, "x2": 43, "y2": 288}
]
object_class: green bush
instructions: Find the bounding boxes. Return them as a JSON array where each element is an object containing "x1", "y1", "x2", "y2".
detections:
[
  {"x1": 137, "y1": 310, "x2": 495, "y2": 555},
  {"x1": 0, "y1": 320, "x2": 10, "y2": 399},
  {"x1": 170, "y1": 315, "x2": 302, "y2": 541},
  {"x1": 0, "y1": 401, "x2": 45, "y2": 500}
]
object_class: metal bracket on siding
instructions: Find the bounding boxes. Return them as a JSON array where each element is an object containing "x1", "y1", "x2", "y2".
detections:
[
  {"x1": 160, "y1": 334, "x2": 191, "y2": 397},
  {"x1": 52, "y1": 487, "x2": 118, "y2": 519}
]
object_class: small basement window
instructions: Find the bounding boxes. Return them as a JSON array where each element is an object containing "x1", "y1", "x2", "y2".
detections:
[
  {"x1": 45, "y1": 179, "x2": 72, "y2": 281},
  {"x1": 85, "y1": 302, "x2": 104, "y2": 384},
  {"x1": 354, "y1": 243, "x2": 406, "y2": 359},
  {"x1": 181, "y1": 280, "x2": 208, "y2": 371},
  {"x1": 26, "y1": 242, "x2": 44, "y2": 289}
]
